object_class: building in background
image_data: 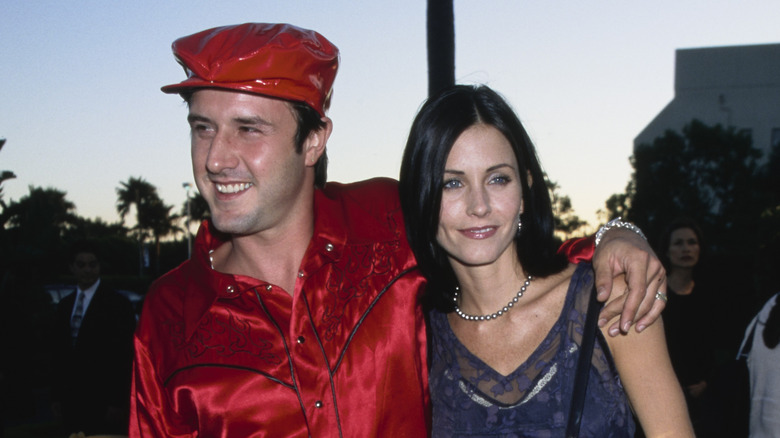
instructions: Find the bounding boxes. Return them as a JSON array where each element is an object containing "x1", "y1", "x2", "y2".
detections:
[{"x1": 635, "y1": 43, "x2": 780, "y2": 155}]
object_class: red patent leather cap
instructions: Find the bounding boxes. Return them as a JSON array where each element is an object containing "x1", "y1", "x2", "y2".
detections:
[{"x1": 162, "y1": 23, "x2": 339, "y2": 116}]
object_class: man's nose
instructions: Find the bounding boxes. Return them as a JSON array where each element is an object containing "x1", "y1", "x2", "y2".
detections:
[{"x1": 206, "y1": 132, "x2": 239, "y2": 174}]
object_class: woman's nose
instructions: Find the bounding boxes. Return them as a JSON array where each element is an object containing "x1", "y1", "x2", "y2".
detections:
[{"x1": 466, "y1": 186, "x2": 491, "y2": 217}]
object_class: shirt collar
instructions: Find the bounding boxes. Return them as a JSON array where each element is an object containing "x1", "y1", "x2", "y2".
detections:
[
  {"x1": 77, "y1": 278, "x2": 100, "y2": 300},
  {"x1": 180, "y1": 181, "x2": 401, "y2": 340},
  {"x1": 74, "y1": 278, "x2": 100, "y2": 314}
]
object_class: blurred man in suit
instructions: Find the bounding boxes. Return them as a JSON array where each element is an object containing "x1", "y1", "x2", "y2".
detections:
[{"x1": 52, "y1": 241, "x2": 136, "y2": 435}]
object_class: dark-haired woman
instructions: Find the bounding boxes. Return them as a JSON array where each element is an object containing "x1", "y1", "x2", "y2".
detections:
[
  {"x1": 657, "y1": 219, "x2": 715, "y2": 434},
  {"x1": 399, "y1": 85, "x2": 693, "y2": 437}
]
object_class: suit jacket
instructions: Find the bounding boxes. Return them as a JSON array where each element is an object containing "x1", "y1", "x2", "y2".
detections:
[{"x1": 53, "y1": 280, "x2": 136, "y2": 434}]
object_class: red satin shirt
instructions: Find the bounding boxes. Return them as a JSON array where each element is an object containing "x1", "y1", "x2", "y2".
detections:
[{"x1": 130, "y1": 179, "x2": 430, "y2": 437}]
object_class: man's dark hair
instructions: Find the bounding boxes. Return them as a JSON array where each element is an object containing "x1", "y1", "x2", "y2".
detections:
[
  {"x1": 69, "y1": 240, "x2": 100, "y2": 264},
  {"x1": 290, "y1": 100, "x2": 328, "y2": 188}
]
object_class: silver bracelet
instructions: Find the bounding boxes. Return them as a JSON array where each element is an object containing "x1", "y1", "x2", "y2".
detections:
[{"x1": 594, "y1": 217, "x2": 647, "y2": 247}]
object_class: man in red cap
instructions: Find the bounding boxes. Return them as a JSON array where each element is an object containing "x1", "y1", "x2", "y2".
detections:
[{"x1": 130, "y1": 23, "x2": 666, "y2": 436}]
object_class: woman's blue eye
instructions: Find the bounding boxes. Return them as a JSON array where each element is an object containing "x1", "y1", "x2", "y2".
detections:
[
  {"x1": 490, "y1": 175, "x2": 512, "y2": 185},
  {"x1": 443, "y1": 179, "x2": 462, "y2": 189}
]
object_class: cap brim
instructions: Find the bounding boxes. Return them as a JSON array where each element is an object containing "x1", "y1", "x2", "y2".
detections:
[
  {"x1": 160, "y1": 78, "x2": 324, "y2": 116},
  {"x1": 161, "y1": 77, "x2": 252, "y2": 94}
]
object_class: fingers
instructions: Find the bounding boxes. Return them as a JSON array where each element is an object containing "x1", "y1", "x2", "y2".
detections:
[
  {"x1": 610, "y1": 244, "x2": 666, "y2": 335},
  {"x1": 592, "y1": 250, "x2": 614, "y2": 303},
  {"x1": 591, "y1": 226, "x2": 667, "y2": 335},
  {"x1": 597, "y1": 250, "x2": 650, "y2": 335},
  {"x1": 635, "y1": 292, "x2": 666, "y2": 333},
  {"x1": 598, "y1": 294, "x2": 626, "y2": 336},
  {"x1": 601, "y1": 274, "x2": 668, "y2": 337},
  {"x1": 616, "y1": 264, "x2": 649, "y2": 333},
  {"x1": 632, "y1": 262, "x2": 666, "y2": 332},
  {"x1": 643, "y1": 257, "x2": 666, "y2": 293}
]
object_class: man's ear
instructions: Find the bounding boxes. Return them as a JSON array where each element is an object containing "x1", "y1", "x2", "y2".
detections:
[{"x1": 304, "y1": 117, "x2": 333, "y2": 166}]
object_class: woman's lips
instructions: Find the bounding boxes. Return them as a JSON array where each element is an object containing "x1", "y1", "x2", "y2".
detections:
[{"x1": 459, "y1": 226, "x2": 498, "y2": 239}]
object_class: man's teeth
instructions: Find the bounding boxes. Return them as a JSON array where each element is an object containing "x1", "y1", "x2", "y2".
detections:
[{"x1": 216, "y1": 183, "x2": 253, "y2": 194}]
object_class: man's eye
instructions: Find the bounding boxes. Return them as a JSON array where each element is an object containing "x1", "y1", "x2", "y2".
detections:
[
  {"x1": 239, "y1": 126, "x2": 260, "y2": 133},
  {"x1": 192, "y1": 124, "x2": 212, "y2": 133}
]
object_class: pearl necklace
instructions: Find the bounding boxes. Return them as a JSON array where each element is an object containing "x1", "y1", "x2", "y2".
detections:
[{"x1": 453, "y1": 275, "x2": 533, "y2": 321}]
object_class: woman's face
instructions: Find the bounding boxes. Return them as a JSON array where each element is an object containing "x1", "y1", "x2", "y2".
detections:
[
  {"x1": 436, "y1": 124, "x2": 523, "y2": 269},
  {"x1": 667, "y1": 227, "x2": 700, "y2": 269}
]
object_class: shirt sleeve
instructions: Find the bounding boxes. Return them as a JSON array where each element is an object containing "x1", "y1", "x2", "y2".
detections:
[
  {"x1": 129, "y1": 334, "x2": 194, "y2": 438},
  {"x1": 558, "y1": 236, "x2": 595, "y2": 263}
]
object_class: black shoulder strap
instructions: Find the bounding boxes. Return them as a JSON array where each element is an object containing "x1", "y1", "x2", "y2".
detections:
[{"x1": 566, "y1": 284, "x2": 603, "y2": 438}]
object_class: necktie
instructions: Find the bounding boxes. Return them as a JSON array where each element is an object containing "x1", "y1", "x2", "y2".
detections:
[{"x1": 71, "y1": 292, "x2": 85, "y2": 343}]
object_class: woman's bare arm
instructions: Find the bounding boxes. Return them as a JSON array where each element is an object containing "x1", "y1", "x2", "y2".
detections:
[{"x1": 603, "y1": 296, "x2": 694, "y2": 437}]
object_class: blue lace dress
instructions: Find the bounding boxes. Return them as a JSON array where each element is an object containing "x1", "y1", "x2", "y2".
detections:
[{"x1": 429, "y1": 263, "x2": 635, "y2": 437}]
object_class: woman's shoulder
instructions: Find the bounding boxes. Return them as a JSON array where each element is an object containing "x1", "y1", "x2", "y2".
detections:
[
  {"x1": 535, "y1": 263, "x2": 591, "y2": 305},
  {"x1": 522, "y1": 263, "x2": 587, "y2": 329},
  {"x1": 536, "y1": 263, "x2": 580, "y2": 291},
  {"x1": 558, "y1": 263, "x2": 597, "y2": 318}
]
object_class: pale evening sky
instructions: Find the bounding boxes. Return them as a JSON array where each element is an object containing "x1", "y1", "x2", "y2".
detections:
[{"x1": 1, "y1": 1, "x2": 778, "y2": 229}]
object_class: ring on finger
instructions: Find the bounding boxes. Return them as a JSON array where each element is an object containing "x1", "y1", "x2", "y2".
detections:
[{"x1": 655, "y1": 291, "x2": 668, "y2": 303}]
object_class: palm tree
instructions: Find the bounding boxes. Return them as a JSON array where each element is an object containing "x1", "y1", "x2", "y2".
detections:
[
  {"x1": 182, "y1": 191, "x2": 210, "y2": 223},
  {"x1": 181, "y1": 190, "x2": 210, "y2": 258},
  {"x1": 116, "y1": 177, "x2": 158, "y2": 225},
  {"x1": 142, "y1": 197, "x2": 180, "y2": 274},
  {"x1": 116, "y1": 177, "x2": 178, "y2": 275}
]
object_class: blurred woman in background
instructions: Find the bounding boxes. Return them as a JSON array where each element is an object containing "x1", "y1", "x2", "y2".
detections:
[{"x1": 658, "y1": 218, "x2": 714, "y2": 434}]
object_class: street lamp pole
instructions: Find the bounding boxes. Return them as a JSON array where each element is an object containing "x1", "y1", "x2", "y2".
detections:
[{"x1": 182, "y1": 182, "x2": 192, "y2": 258}]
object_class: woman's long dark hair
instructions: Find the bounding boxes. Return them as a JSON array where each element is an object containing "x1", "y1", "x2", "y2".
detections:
[{"x1": 399, "y1": 85, "x2": 566, "y2": 312}]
